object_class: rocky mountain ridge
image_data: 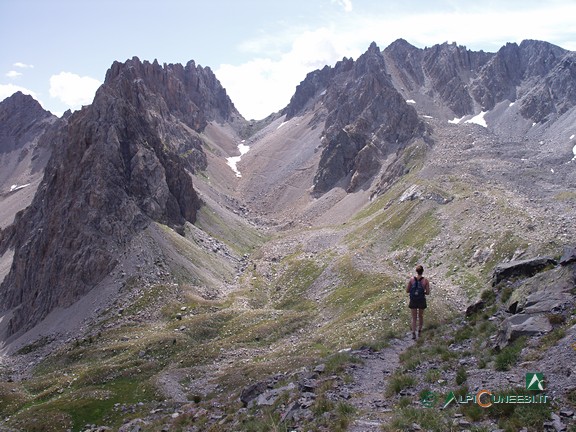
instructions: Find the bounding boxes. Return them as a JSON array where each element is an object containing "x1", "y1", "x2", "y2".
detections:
[
  {"x1": 280, "y1": 39, "x2": 575, "y2": 199},
  {"x1": 0, "y1": 57, "x2": 243, "y2": 339}
]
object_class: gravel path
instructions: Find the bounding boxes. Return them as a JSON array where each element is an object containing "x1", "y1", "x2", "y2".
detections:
[{"x1": 346, "y1": 334, "x2": 414, "y2": 431}]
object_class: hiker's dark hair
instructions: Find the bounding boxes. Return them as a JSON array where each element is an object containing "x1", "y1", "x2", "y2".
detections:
[{"x1": 416, "y1": 265, "x2": 424, "y2": 275}]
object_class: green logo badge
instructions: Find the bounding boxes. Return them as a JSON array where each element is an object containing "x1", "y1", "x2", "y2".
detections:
[
  {"x1": 443, "y1": 391, "x2": 456, "y2": 408},
  {"x1": 420, "y1": 390, "x2": 437, "y2": 408},
  {"x1": 526, "y1": 373, "x2": 544, "y2": 391}
]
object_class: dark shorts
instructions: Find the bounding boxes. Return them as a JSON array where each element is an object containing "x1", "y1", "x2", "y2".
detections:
[{"x1": 409, "y1": 298, "x2": 427, "y2": 309}]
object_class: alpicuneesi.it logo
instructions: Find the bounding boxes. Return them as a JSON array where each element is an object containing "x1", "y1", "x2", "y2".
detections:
[
  {"x1": 422, "y1": 373, "x2": 549, "y2": 409},
  {"x1": 526, "y1": 372, "x2": 545, "y2": 391}
]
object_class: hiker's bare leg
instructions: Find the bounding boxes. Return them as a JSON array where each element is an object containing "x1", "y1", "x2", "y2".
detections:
[
  {"x1": 411, "y1": 309, "x2": 418, "y2": 336},
  {"x1": 418, "y1": 309, "x2": 424, "y2": 334}
]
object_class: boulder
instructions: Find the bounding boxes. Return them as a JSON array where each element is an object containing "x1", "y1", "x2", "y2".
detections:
[
  {"x1": 465, "y1": 300, "x2": 485, "y2": 316},
  {"x1": 239, "y1": 381, "x2": 268, "y2": 407},
  {"x1": 492, "y1": 256, "x2": 556, "y2": 286},
  {"x1": 560, "y1": 245, "x2": 576, "y2": 266},
  {"x1": 496, "y1": 313, "x2": 552, "y2": 348},
  {"x1": 505, "y1": 263, "x2": 575, "y2": 314},
  {"x1": 523, "y1": 290, "x2": 573, "y2": 314}
]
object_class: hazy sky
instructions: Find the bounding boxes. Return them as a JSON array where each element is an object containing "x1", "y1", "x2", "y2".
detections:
[{"x1": 1, "y1": 0, "x2": 575, "y2": 119}]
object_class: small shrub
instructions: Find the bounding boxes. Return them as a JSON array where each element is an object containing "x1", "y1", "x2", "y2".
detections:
[
  {"x1": 324, "y1": 351, "x2": 358, "y2": 375},
  {"x1": 460, "y1": 401, "x2": 485, "y2": 422},
  {"x1": 383, "y1": 406, "x2": 451, "y2": 432},
  {"x1": 425, "y1": 369, "x2": 441, "y2": 383},
  {"x1": 398, "y1": 396, "x2": 412, "y2": 408},
  {"x1": 400, "y1": 345, "x2": 424, "y2": 370},
  {"x1": 568, "y1": 388, "x2": 576, "y2": 405},
  {"x1": 500, "y1": 286, "x2": 513, "y2": 303},
  {"x1": 477, "y1": 320, "x2": 496, "y2": 335},
  {"x1": 386, "y1": 372, "x2": 416, "y2": 396},
  {"x1": 490, "y1": 388, "x2": 552, "y2": 430},
  {"x1": 453, "y1": 325, "x2": 474, "y2": 342},
  {"x1": 480, "y1": 289, "x2": 496, "y2": 304},
  {"x1": 333, "y1": 402, "x2": 356, "y2": 430},
  {"x1": 455, "y1": 366, "x2": 468, "y2": 385},
  {"x1": 547, "y1": 313, "x2": 565, "y2": 325},
  {"x1": 312, "y1": 394, "x2": 334, "y2": 416},
  {"x1": 494, "y1": 337, "x2": 525, "y2": 371},
  {"x1": 477, "y1": 357, "x2": 487, "y2": 369}
]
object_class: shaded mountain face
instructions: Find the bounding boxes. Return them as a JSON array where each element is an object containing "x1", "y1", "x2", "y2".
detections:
[
  {"x1": 0, "y1": 92, "x2": 57, "y2": 231},
  {"x1": 0, "y1": 57, "x2": 242, "y2": 338},
  {"x1": 0, "y1": 92, "x2": 53, "y2": 155},
  {"x1": 284, "y1": 42, "x2": 426, "y2": 194},
  {"x1": 0, "y1": 92, "x2": 55, "y2": 188}
]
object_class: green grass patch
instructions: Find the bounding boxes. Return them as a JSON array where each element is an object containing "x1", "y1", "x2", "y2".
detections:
[
  {"x1": 194, "y1": 205, "x2": 267, "y2": 256},
  {"x1": 554, "y1": 190, "x2": 576, "y2": 201},
  {"x1": 272, "y1": 256, "x2": 325, "y2": 311},
  {"x1": 11, "y1": 376, "x2": 157, "y2": 431},
  {"x1": 0, "y1": 382, "x2": 30, "y2": 417},
  {"x1": 383, "y1": 405, "x2": 451, "y2": 431},
  {"x1": 494, "y1": 337, "x2": 526, "y2": 371},
  {"x1": 386, "y1": 372, "x2": 417, "y2": 396},
  {"x1": 327, "y1": 256, "x2": 394, "y2": 318},
  {"x1": 224, "y1": 310, "x2": 312, "y2": 346},
  {"x1": 391, "y1": 208, "x2": 441, "y2": 251},
  {"x1": 180, "y1": 309, "x2": 238, "y2": 343},
  {"x1": 425, "y1": 369, "x2": 441, "y2": 383},
  {"x1": 500, "y1": 285, "x2": 514, "y2": 304},
  {"x1": 323, "y1": 351, "x2": 360, "y2": 375}
]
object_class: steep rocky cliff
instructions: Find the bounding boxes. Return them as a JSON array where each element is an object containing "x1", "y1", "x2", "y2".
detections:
[
  {"x1": 283, "y1": 42, "x2": 426, "y2": 194},
  {"x1": 0, "y1": 57, "x2": 243, "y2": 338}
]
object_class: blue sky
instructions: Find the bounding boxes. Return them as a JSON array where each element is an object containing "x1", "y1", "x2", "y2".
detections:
[{"x1": 1, "y1": 0, "x2": 575, "y2": 120}]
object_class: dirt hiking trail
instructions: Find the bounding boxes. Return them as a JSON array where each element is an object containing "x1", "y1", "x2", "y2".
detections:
[{"x1": 345, "y1": 334, "x2": 415, "y2": 431}]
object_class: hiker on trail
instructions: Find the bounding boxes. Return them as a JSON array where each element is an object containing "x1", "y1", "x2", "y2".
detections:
[{"x1": 406, "y1": 265, "x2": 430, "y2": 340}]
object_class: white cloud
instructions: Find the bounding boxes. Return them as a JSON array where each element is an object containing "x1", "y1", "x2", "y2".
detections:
[
  {"x1": 13, "y1": 62, "x2": 34, "y2": 69},
  {"x1": 0, "y1": 83, "x2": 38, "y2": 101},
  {"x1": 217, "y1": 27, "x2": 362, "y2": 119},
  {"x1": 6, "y1": 71, "x2": 23, "y2": 79},
  {"x1": 217, "y1": 1, "x2": 576, "y2": 120},
  {"x1": 49, "y1": 72, "x2": 101, "y2": 108},
  {"x1": 332, "y1": 0, "x2": 353, "y2": 13}
]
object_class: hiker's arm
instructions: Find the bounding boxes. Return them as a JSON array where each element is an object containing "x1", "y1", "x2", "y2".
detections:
[
  {"x1": 406, "y1": 278, "x2": 412, "y2": 293},
  {"x1": 425, "y1": 279, "x2": 431, "y2": 295}
]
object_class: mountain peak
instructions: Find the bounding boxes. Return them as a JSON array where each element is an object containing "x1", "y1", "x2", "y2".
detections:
[
  {"x1": 103, "y1": 56, "x2": 242, "y2": 130},
  {"x1": 0, "y1": 91, "x2": 51, "y2": 120},
  {"x1": 367, "y1": 41, "x2": 380, "y2": 53},
  {"x1": 0, "y1": 92, "x2": 53, "y2": 155}
]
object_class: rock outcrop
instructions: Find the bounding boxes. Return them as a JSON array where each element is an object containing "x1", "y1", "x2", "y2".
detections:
[
  {"x1": 0, "y1": 57, "x2": 243, "y2": 338},
  {"x1": 493, "y1": 249, "x2": 575, "y2": 349},
  {"x1": 284, "y1": 42, "x2": 426, "y2": 195}
]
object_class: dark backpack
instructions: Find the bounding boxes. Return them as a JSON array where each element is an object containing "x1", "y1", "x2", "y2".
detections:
[{"x1": 410, "y1": 277, "x2": 425, "y2": 301}]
